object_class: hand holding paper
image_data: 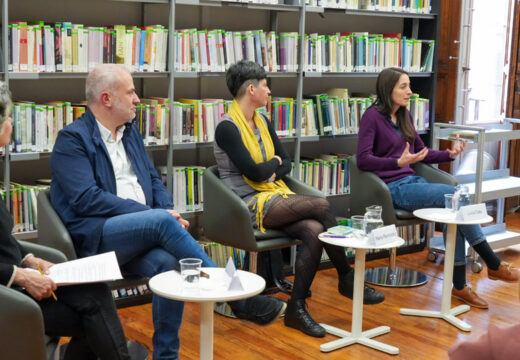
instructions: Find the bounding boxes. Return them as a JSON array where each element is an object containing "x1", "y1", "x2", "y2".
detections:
[{"x1": 43, "y1": 252, "x2": 123, "y2": 285}]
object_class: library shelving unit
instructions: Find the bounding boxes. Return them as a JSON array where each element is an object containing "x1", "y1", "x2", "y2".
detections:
[
  {"x1": 432, "y1": 120, "x2": 520, "y2": 272},
  {"x1": 1, "y1": 0, "x2": 442, "y2": 273}
]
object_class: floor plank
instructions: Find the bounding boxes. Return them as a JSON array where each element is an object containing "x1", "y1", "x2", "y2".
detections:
[{"x1": 117, "y1": 213, "x2": 520, "y2": 359}]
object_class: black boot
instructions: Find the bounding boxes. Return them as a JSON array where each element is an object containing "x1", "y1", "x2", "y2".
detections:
[
  {"x1": 284, "y1": 299, "x2": 326, "y2": 337},
  {"x1": 228, "y1": 295, "x2": 286, "y2": 325},
  {"x1": 339, "y1": 271, "x2": 385, "y2": 305}
]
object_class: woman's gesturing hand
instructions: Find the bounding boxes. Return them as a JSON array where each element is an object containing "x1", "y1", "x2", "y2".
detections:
[
  {"x1": 397, "y1": 142, "x2": 428, "y2": 167},
  {"x1": 447, "y1": 134, "x2": 466, "y2": 159}
]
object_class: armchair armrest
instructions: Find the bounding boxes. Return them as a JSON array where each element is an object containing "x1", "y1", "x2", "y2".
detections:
[
  {"x1": 284, "y1": 176, "x2": 325, "y2": 198},
  {"x1": 19, "y1": 241, "x2": 67, "y2": 264},
  {"x1": 412, "y1": 162, "x2": 458, "y2": 187},
  {"x1": 203, "y1": 166, "x2": 258, "y2": 251},
  {"x1": 0, "y1": 286, "x2": 46, "y2": 360}
]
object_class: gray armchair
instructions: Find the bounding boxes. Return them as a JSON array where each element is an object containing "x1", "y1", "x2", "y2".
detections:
[
  {"x1": 203, "y1": 165, "x2": 323, "y2": 294},
  {"x1": 0, "y1": 241, "x2": 67, "y2": 360},
  {"x1": 350, "y1": 155, "x2": 457, "y2": 287},
  {"x1": 37, "y1": 189, "x2": 151, "y2": 307}
]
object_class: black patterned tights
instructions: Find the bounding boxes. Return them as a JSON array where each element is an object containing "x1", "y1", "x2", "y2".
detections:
[{"x1": 262, "y1": 195, "x2": 352, "y2": 300}]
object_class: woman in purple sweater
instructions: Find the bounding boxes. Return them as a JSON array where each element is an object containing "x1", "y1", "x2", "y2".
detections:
[{"x1": 356, "y1": 67, "x2": 519, "y2": 309}]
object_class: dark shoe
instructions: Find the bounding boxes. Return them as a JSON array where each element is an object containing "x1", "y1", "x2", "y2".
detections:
[
  {"x1": 452, "y1": 285, "x2": 488, "y2": 309},
  {"x1": 488, "y1": 262, "x2": 520, "y2": 283},
  {"x1": 228, "y1": 295, "x2": 286, "y2": 325},
  {"x1": 284, "y1": 299, "x2": 326, "y2": 337},
  {"x1": 338, "y1": 271, "x2": 385, "y2": 305}
]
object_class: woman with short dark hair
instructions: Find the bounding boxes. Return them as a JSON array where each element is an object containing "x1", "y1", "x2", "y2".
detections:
[{"x1": 214, "y1": 60, "x2": 385, "y2": 338}]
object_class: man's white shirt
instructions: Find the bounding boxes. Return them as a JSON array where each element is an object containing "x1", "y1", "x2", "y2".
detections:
[{"x1": 97, "y1": 120, "x2": 146, "y2": 205}]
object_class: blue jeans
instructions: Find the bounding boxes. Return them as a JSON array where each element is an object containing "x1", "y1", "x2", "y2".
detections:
[
  {"x1": 99, "y1": 209, "x2": 216, "y2": 360},
  {"x1": 386, "y1": 176, "x2": 486, "y2": 266}
]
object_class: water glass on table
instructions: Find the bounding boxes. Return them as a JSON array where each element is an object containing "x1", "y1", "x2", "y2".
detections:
[{"x1": 180, "y1": 258, "x2": 202, "y2": 292}]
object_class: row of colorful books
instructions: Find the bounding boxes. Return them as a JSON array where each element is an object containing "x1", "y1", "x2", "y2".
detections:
[
  {"x1": 320, "y1": 223, "x2": 425, "y2": 261},
  {"x1": 8, "y1": 22, "x2": 168, "y2": 73},
  {"x1": 1, "y1": 184, "x2": 48, "y2": 233},
  {"x1": 9, "y1": 98, "x2": 171, "y2": 153},
  {"x1": 10, "y1": 101, "x2": 86, "y2": 153},
  {"x1": 303, "y1": 33, "x2": 434, "y2": 73},
  {"x1": 306, "y1": 0, "x2": 432, "y2": 13},
  {"x1": 171, "y1": 99, "x2": 232, "y2": 143},
  {"x1": 174, "y1": 29, "x2": 434, "y2": 73},
  {"x1": 204, "y1": 0, "x2": 432, "y2": 14},
  {"x1": 302, "y1": 89, "x2": 429, "y2": 136},
  {"x1": 135, "y1": 98, "x2": 171, "y2": 146},
  {"x1": 157, "y1": 166, "x2": 206, "y2": 212},
  {"x1": 290, "y1": 154, "x2": 351, "y2": 196},
  {"x1": 200, "y1": 242, "x2": 247, "y2": 269},
  {"x1": 174, "y1": 29, "x2": 295, "y2": 72}
]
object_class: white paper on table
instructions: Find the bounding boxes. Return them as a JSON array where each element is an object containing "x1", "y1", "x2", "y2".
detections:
[{"x1": 45, "y1": 251, "x2": 123, "y2": 285}]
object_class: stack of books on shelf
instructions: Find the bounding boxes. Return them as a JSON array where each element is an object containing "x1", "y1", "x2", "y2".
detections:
[
  {"x1": 1, "y1": 183, "x2": 48, "y2": 233},
  {"x1": 290, "y1": 154, "x2": 350, "y2": 196},
  {"x1": 307, "y1": 0, "x2": 432, "y2": 13},
  {"x1": 200, "y1": 242, "x2": 247, "y2": 269},
  {"x1": 303, "y1": 33, "x2": 434, "y2": 73},
  {"x1": 8, "y1": 22, "x2": 168, "y2": 73},
  {"x1": 320, "y1": 223, "x2": 424, "y2": 262}
]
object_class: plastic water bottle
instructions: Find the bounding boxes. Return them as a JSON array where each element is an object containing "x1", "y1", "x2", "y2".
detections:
[{"x1": 454, "y1": 185, "x2": 470, "y2": 210}]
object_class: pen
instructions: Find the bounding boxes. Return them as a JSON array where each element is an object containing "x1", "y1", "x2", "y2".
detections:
[
  {"x1": 37, "y1": 265, "x2": 58, "y2": 301},
  {"x1": 322, "y1": 234, "x2": 347, "y2": 238}
]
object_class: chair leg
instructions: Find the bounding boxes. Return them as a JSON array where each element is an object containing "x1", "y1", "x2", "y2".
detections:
[
  {"x1": 389, "y1": 247, "x2": 397, "y2": 270},
  {"x1": 249, "y1": 251, "x2": 258, "y2": 274}
]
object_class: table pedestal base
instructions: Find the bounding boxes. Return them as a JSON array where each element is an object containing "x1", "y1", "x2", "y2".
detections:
[
  {"x1": 200, "y1": 302, "x2": 215, "y2": 360},
  {"x1": 400, "y1": 304, "x2": 471, "y2": 331},
  {"x1": 319, "y1": 324, "x2": 399, "y2": 355}
]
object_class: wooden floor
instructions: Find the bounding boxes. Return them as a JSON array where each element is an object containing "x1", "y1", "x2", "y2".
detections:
[{"x1": 117, "y1": 213, "x2": 520, "y2": 359}]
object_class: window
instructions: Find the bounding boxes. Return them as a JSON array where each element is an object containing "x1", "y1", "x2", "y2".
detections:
[{"x1": 463, "y1": 0, "x2": 514, "y2": 124}]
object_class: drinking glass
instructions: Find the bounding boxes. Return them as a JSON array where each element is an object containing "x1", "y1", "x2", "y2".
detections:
[{"x1": 179, "y1": 258, "x2": 202, "y2": 292}]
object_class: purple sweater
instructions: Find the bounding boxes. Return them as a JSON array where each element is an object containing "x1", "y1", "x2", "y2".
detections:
[{"x1": 356, "y1": 106, "x2": 452, "y2": 183}]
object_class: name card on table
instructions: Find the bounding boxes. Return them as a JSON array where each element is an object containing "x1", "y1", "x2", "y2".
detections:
[
  {"x1": 225, "y1": 257, "x2": 244, "y2": 291},
  {"x1": 368, "y1": 225, "x2": 399, "y2": 246},
  {"x1": 457, "y1": 203, "x2": 488, "y2": 221}
]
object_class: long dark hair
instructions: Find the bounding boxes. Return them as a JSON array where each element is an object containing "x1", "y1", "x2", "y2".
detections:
[{"x1": 374, "y1": 67, "x2": 415, "y2": 144}]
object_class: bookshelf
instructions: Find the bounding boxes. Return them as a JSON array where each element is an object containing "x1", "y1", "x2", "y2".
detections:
[{"x1": 1, "y1": 0, "x2": 441, "y2": 268}]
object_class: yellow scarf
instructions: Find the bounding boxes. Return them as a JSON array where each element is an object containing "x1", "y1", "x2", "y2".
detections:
[{"x1": 228, "y1": 100, "x2": 294, "y2": 232}]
